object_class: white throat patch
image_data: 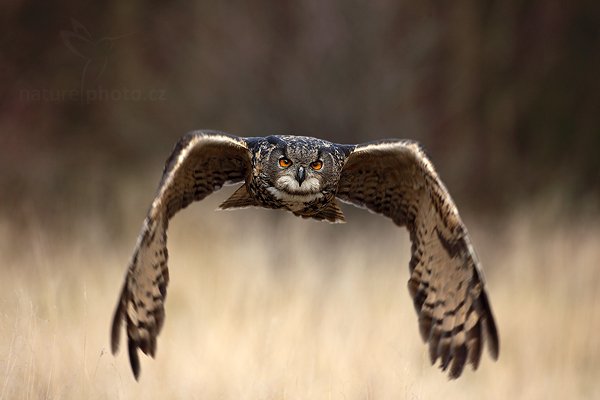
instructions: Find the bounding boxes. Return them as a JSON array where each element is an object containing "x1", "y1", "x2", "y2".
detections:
[{"x1": 268, "y1": 176, "x2": 323, "y2": 204}]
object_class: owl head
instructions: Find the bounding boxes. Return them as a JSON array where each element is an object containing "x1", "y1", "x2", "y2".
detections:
[{"x1": 256, "y1": 135, "x2": 348, "y2": 202}]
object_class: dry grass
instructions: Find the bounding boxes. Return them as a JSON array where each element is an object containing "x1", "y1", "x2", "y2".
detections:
[{"x1": 1, "y1": 188, "x2": 599, "y2": 399}]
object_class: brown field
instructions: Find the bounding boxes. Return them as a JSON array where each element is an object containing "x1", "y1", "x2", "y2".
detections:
[{"x1": 1, "y1": 187, "x2": 599, "y2": 399}]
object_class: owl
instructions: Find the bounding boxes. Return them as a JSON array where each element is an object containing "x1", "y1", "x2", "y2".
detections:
[{"x1": 111, "y1": 130, "x2": 499, "y2": 380}]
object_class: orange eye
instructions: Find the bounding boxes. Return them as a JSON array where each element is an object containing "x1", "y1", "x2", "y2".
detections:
[
  {"x1": 279, "y1": 157, "x2": 292, "y2": 168},
  {"x1": 310, "y1": 160, "x2": 323, "y2": 171}
]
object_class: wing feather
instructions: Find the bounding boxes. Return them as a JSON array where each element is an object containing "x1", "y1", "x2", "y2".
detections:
[
  {"x1": 336, "y1": 139, "x2": 498, "y2": 379},
  {"x1": 110, "y1": 130, "x2": 253, "y2": 379}
]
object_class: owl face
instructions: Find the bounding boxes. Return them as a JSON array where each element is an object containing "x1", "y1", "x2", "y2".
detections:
[{"x1": 257, "y1": 136, "x2": 344, "y2": 202}]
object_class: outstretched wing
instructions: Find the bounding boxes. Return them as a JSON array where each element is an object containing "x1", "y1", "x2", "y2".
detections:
[
  {"x1": 110, "y1": 130, "x2": 253, "y2": 379},
  {"x1": 336, "y1": 140, "x2": 499, "y2": 379}
]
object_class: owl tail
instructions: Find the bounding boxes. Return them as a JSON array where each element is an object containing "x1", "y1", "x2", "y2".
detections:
[
  {"x1": 296, "y1": 201, "x2": 346, "y2": 223},
  {"x1": 315, "y1": 201, "x2": 346, "y2": 223},
  {"x1": 218, "y1": 184, "x2": 257, "y2": 210}
]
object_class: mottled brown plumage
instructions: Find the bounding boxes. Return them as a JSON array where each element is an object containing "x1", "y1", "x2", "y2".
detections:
[
  {"x1": 111, "y1": 130, "x2": 499, "y2": 380},
  {"x1": 336, "y1": 141, "x2": 498, "y2": 378}
]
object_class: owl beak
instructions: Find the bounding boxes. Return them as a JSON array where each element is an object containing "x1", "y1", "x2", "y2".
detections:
[{"x1": 296, "y1": 166, "x2": 305, "y2": 186}]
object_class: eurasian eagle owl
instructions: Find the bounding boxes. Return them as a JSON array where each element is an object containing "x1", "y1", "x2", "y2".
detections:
[{"x1": 111, "y1": 130, "x2": 499, "y2": 380}]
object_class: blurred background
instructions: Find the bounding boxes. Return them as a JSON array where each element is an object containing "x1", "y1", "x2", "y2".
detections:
[{"x1": 0, "y1": 1, "x2": 599, "y2": 399}]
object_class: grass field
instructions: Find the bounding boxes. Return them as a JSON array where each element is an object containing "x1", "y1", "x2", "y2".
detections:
[{"x1": 1, "y1": 187, "x2": 599, "y2": 399}]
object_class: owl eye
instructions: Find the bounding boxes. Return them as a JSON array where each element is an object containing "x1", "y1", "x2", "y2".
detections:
[
  {"x1": 310, "y1": 160, "x2": 323, "y2": 171},
  {"x1": 279, "y1": 157, "x2": 292, "y2": 168}
]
